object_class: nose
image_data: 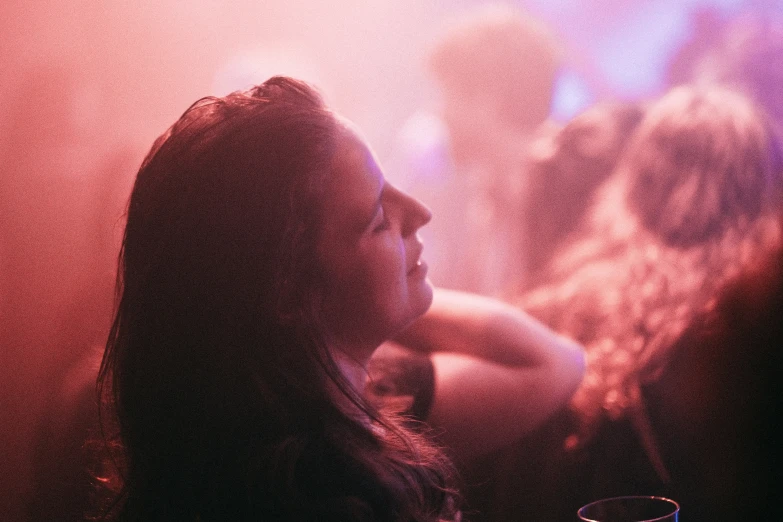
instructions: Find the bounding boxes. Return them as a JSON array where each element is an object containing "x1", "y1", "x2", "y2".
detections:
[{"x1": 398, "y1": 189, "x2": 432, "y2": 237}]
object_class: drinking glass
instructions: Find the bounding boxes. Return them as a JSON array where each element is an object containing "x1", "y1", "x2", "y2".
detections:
[{"x1": 577, "y1": 496, "x2": 679, "y2": 522}]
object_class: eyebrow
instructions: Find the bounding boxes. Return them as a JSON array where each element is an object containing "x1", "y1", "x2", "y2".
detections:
[
  {"x1": 363, "y1": 192, "x2": 383, "y2": 230},
  {"x1": 359, "y1": 183, "x2": 385, "y2": 232}
]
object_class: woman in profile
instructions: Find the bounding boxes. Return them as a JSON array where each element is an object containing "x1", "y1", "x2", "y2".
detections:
[{"x1": 95, "y1": 76, "x2": 584, "y2": 521}]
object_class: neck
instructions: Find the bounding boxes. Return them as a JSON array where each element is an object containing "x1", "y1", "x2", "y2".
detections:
[{"x1": 326, "y1": 344, "x2": 374, "y2": 425}]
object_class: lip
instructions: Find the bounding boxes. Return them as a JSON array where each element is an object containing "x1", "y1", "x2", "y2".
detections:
[{"x1": 407, "y1": 259, "x2": 428, "y2": 278}]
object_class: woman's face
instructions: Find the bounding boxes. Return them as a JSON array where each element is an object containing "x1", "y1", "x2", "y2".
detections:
[{"x1": 316, "y1": 124, "x2": 433, "y2": 355}]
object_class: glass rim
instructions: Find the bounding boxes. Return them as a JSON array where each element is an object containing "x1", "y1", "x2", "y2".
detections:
[{"x1": 577, "y1": 495, "x2": 680, "y2": 522}]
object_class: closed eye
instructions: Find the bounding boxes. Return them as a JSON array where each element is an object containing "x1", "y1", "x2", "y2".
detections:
[{"x1": 373, "y1": 207, "x2": 391, "y2": 233}]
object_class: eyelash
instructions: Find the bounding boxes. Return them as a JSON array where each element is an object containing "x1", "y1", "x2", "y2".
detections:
[{"x1": 373, "y1": 209, "x2": 391, "y2": 232}]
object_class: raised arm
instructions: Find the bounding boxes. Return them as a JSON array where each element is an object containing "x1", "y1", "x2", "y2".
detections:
[{"x1": 395, "y1": 288, "x2": 585, "y2": 462}]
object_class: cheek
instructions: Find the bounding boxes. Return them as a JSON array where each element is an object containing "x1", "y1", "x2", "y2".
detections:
[
  {"x1": 318, "y1": 239, "x2": 408, "y2": 339},
  {"x1": 359, "y1": 239, "x2": 435, "y2": 331},
  {"x1": 354, "y1": 239, "x2": 408, "y2": 312}
]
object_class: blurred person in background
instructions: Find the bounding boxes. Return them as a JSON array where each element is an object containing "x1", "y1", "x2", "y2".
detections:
[
  {"x1": 504, "y1": 84, "x2": 783, "y2": 521},
  {"x1": 666, "y1": 8, "x2": 783, "y2": 133},
  {"x1": 519, "y1": 101, "x2": 645, "y2": 291},
  {"x1": 665, "y1": 6, "x2": 727, "y2": 89},
  {"x1": 711, "y1": 11, "x2": 783, "y2": 133},
  {"x1": 395, "y1": 3, "x2": 563, "y2": 296},
  {"x1": 419, "y1": 99, "x2": 643, "y2": 521}
]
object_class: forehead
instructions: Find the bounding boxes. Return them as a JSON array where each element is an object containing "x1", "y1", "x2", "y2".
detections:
[
  {"x1": 331, "y1": 125, "x2": 377, "y2": 177},
  {"x1": 319, "y1": 125, "x2": 384, "y2": 235}
]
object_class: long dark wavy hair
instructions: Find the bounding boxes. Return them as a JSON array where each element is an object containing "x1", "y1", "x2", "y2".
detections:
[
  {"x1": 519, "y1": 85, "x2": 783, "y2": 454},
  {"x1": 96, "y1": 76, "x2": 458, "y2": 521}
]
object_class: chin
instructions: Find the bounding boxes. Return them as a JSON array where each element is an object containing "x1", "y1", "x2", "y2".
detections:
[{"x1": 412, "y1": 278, "x2": 435, "y2": 317}]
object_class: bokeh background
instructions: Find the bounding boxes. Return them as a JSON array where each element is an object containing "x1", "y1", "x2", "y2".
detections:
[
  {"x1": 1, "y1": 0, "x2": 779, "y2": 519},
  {"x1": 2, "y1": 0, "x2": 777, "y2": 164}
]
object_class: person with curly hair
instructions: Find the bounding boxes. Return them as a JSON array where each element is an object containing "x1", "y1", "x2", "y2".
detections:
[{"x1": 512, "y1": 85, "x2": 782, "y2": 520}]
